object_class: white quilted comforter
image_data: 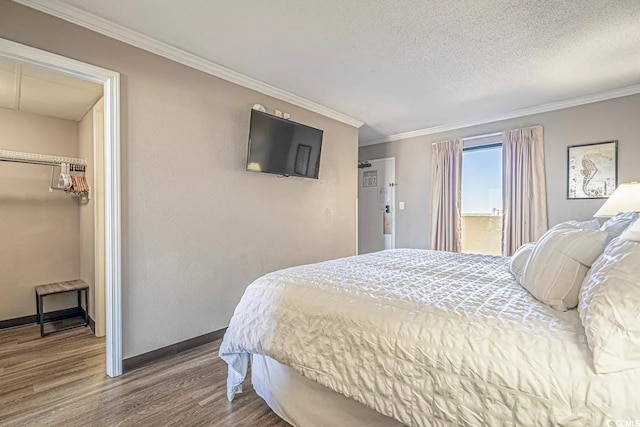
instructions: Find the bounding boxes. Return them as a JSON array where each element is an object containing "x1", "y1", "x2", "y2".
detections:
[{"x1": 219, "y1": 249, "x2": 640, "y2": 426}]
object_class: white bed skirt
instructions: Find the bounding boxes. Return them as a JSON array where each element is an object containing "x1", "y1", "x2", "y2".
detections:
[{"x1": 251, "y1": 354, "x2": 403, "y2": 427}]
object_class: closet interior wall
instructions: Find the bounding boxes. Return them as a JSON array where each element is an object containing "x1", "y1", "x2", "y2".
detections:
[
  {"x1": 0, "y1": 101, "x2": 100, "y2": 326},
  {"x1": 0, "y1": 108, "x2": 80, "y2": 319}
]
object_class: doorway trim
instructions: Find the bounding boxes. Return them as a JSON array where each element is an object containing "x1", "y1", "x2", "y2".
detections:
[
  {"x1": 0, "y1": 37, "x2": 123, "y2": 377},
  {"x1": 357, "y1": 156, "x2": 396, "y2": 253}
]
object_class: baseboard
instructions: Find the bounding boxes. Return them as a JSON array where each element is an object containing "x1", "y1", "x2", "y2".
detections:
[
  {"x1": 0, "y1": 307, "x2": 84, "y2": 330},
  {"x1": 123, "y1": 327, "x2": 227, "y2": 373},
  {"x1": 78, "y1": 307, "x2": 96, "y2": 334},
  {"x1": 88, "y1": 315, "x2": 95, "y2": 333}
]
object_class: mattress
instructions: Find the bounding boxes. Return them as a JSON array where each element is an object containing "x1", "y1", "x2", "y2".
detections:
[{"x1": 220, "y1": 249, "x2": 640, "y2": 426}]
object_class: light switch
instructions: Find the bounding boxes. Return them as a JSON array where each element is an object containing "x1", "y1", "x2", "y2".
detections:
[{"x1": 399, "y1": 202, "x2": 405, "y2": 210}]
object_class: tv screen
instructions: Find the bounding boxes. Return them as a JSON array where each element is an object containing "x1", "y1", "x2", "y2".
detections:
[{"x1": 246, "y1": 110, "x2": 323, "y2": 179}]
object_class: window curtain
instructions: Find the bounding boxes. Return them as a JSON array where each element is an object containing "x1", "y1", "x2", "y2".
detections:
[
  {"x1": 430, "y1": 139, "x2": 463, "y2": 252},
  {"x1": 502, "y1": 125, "x2": 548, "y2": 256}
]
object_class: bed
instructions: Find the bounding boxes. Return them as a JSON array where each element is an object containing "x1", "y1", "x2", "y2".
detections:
[{"x1": 219, "y1": 249, "x2": 640, "y2": 426}]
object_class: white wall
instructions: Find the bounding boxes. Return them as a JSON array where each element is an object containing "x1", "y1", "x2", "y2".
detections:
[
  {"x1": 359, "y1": 94, "x2": 640, "y2": 249},
  {"x1": 0, "y1": 108, "x2": 80, "y2": 320},
  {"x1": 0, "y1": 2, "x2": 359, "y2": 358}
]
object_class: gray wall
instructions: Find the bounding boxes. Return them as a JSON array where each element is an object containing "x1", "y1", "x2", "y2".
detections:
[
  {"x1": 0, "y1": 2, "x2": 358, "y2": 358},
  {"x1": 359, "y1": 94, "x2": 640, "y2": 249},
  {"x1": 0, "y1": 108, "x2": 80, "y2": 320}
]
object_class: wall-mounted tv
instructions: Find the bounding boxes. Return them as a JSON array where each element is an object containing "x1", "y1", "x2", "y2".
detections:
[{"x1": 246, "y1": 110, "x2": 323, "y2": 179}]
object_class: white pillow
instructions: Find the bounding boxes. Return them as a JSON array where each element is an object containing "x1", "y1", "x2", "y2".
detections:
[
  {"x1": 510, "y1": 221, "x2": 598, "y2": 285},
  {"x1": 579, "y1": 230, "x2": 640, "y2": 373},
  {"x1": 600, "y1": 211, "x2": 640, "y2": 243},
  {"x1": 555, "y1": 219, "x2": 601, "y2": 231},
  {"x1": 509, "y1": 242, "x2": 535, "y2": 283},
  {"x1": 621, "y1": 218, "x2": 640, "y2": 241},
  {"x1": 520, "y1": 227, "x2": 608, "y2": 311}
]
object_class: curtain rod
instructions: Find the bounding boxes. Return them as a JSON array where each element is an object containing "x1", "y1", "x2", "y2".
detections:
[
  {"x1": 463, "y1": 131, "x2": 502, "y2": 141},
  {"x1": 432, "y1": 131, "x2": 502, "y2": 145}
]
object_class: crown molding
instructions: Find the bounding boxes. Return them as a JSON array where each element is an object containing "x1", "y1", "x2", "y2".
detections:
[
  {"x1": 12, "y1": 0, "x2": 364, "y2": 128},
  {"x1": 359, "y1": 83, "x2": 640, "y2": 147}
]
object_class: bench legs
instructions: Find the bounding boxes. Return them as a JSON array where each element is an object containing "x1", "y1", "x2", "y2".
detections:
[
  {"x1": 37, "y1": 288, "x2": 90, "y2": 338},
  {"x1": 36, "y1": 292, "x2": 44, "y2": 337},
  {"x1": 84, "y1": 288, "x2": 89, "y2": 327}
]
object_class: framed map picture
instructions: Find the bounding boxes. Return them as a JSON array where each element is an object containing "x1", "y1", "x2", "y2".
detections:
[{"x1": 567, "y1": 141, "x2": 617, "y2": 199}]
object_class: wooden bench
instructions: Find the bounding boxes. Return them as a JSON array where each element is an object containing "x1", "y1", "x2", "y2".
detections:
[{"x1": 35, "y1": 280, "x2": 89, "y2": 337}]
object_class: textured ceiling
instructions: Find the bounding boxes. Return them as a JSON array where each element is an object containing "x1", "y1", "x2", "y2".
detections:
[
  {"x1": 0, "y1": 57, "x2": 102, "y2": 121},
  {"x1": 56, "y1": 0, "x2": 640, "y2": 142}
]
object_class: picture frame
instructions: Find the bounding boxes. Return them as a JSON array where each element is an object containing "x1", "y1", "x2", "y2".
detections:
[
  {"x1": 362, "y1": 170, "x2": 378, "y2": 187},
  {"x1": 567, "y1": 140, "x2": 618, "y2": 200},
  {"x1": 294, "y1": 144, "x2": 311, "y2": 176}
]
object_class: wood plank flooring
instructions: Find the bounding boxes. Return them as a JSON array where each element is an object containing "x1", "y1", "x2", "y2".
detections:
[{"x1": 0, "y1": 324, "x2": 290, "y2": 426}]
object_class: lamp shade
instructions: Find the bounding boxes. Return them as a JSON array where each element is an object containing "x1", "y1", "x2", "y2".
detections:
[{"x1": 594, "y1": 182, "x2": 640, "y2": 218}]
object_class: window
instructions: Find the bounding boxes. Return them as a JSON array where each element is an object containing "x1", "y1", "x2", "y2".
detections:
[{"x1": 461, "y1": 143, "x2": 503, "y2": 255}]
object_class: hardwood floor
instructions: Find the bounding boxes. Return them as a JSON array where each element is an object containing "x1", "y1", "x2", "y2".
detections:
[{"x1": 0, "y1": 323, "x2": 290, "y2": 426}]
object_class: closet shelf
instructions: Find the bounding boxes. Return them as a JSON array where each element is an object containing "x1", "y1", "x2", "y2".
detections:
[
  {"x1": 0, "y1": 149, "x2": 87, "y2": 167},
  {"x1": 1, "y1": 149, "x2": 90, "y2": 199}
]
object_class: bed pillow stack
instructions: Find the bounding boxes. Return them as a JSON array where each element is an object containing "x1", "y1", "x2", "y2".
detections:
[
  {"x1": 508, "y1": 219, "x2": 605, "y2": 310},
  {"x1": 508, "y1": 219, "x2": 600, "y2": 282},
  {"x1": 578, "y1": 218, "x2": 640, "y2": 373},
  {"x1": 518, "y1": 222, "x2": 608, "y2": 311}
]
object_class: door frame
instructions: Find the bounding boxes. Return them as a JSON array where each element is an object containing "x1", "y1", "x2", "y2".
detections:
[
  {"x1": 0, "y1": 38, "x2": 123, "y2": 377},
  {"x1": 357, "y1": 156, "x2": 396, "y2": 252}
]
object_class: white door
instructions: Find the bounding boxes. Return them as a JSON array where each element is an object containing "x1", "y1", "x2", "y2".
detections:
[{"x1": 358, "y1": 158, "x2": 395, "y2": 254}]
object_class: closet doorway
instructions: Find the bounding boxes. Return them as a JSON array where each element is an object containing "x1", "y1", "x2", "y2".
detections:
[{"x1": 0, "y1": 38, "x2": 122, "y2": 377}]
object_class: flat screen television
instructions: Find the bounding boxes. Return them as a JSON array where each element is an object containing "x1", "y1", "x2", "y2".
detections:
[{"x1": 246, "y1": 110, "x2": 323, "y2": 179}]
